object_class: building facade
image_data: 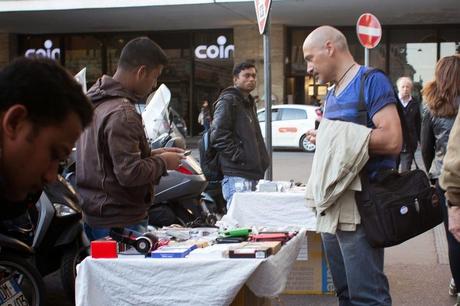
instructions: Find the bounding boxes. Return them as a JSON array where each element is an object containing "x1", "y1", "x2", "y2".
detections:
[{"x1": 0, "y1": 1, "x2": 459, "y2": 135}]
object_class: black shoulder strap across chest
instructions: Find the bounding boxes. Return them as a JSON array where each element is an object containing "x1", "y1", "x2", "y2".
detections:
[
  {"x1": 358, "y1": 68, "x2": 418, "y2": 169},
  {"x1": 358, "y1": 68, "x2": 382, "y2": 114},
  {"x1": 358, "y1": 68, "x2": 408, "y2": 143}
]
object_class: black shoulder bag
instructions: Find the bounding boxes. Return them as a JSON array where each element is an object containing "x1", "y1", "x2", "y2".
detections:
[{"x1": 354, "y1": 69, "x2": 442, "y2": 248}]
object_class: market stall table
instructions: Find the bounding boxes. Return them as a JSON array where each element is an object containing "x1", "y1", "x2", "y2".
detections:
[
  {"x1": 75, "y1": 229, "x2": 306, "y2": 306},
  {"x1": 224, "y1": 190, "x2": 316, "y2": 230}
]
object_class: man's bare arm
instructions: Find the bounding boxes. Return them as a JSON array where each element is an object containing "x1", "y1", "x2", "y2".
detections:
[{"x1": 369, "y1": 104, "x2": 402, "y2": 155}]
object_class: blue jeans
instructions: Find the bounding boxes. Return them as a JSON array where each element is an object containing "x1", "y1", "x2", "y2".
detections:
[
  {"x1": 221, "y1": 176, "x2": 257, "y2": 209},
  {"x1": 203, "y1": 119, "x2": 210, "y2": 132},
  {"x1": 84, "y1": 219, "x2": 149, "y2": 241},
  {"x1": 437, "y1": 183, "x2": 460, "y2": 288},
  {"x1": 321, "y1": 225, "x2": 392, "y2": 306}
]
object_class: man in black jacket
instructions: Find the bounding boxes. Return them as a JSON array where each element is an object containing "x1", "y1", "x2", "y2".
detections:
[
  {"x1": 210, "y1": 62, "x2": 269, "y2": 208},
  {"x1": 396, "y1": 76, "x2": 421, "y2": 172}
]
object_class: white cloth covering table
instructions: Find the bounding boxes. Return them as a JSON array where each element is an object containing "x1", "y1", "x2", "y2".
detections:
[
  {"x1": 75, "y1": 228, "x2": 306, "y2": 306},
  {"x1": 224, "y1": 191, "x2": 316, "y2": 230}
]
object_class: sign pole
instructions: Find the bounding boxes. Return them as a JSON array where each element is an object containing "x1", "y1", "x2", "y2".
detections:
[
  {"x1": 263, "y1": 17, "x2": 273, "y2": 180},
  {"x1": 254, "y1": 0, "x2": 273, "y2": 180},
  {"x1": 364, "y1": 48, "x2": 369, "y2": 67}
]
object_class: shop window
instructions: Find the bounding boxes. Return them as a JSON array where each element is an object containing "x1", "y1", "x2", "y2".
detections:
[
  {"x1": 151, "y1": 32, "x2": 192, "y2": 130},
  {"x1": 63, "y1": 35, "x2": 102, "y2": 86},
  {"x1": 193, "y1": 31, "x2": 234, "y2": 134},
  {"x1": 389, "y1": 29, "x2": 437, "y2": 101},
  {"x1": 194, "y1": 31, "x2": 234, "y2": 91},
  {"x1": 440, "y1": 28, "x2": 460, "y2": 57},
  {"x1": 105, "y1": 35, "x2": 136, "y2": 76},
  {"x1": 304, "y1": 76, "x2": 328, "y2": 105},
  {"x1": 289, "y1": 29, "x2": 309, "y2": 76}
]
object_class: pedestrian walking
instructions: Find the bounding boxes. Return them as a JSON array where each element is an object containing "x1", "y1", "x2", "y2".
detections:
[
  {"x1": 422, "y1": 54, "x2": 460, "y2": 304},
  {"x1": 396, "y1": 76, "x2": 421, "y2": 172}
]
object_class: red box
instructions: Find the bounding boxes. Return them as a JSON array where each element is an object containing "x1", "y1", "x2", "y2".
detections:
[{"x1": 91, "y1": 240, "x2": 118, "y2": 258}]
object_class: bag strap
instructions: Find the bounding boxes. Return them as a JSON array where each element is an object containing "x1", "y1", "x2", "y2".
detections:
[{"x1": 413, "y1": 156, "x2": 420, "y2": 170}]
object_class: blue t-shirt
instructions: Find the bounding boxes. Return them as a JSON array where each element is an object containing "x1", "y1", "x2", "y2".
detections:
[{"x1": 324, "y1": 66, "x2": 397, "y2": 175}]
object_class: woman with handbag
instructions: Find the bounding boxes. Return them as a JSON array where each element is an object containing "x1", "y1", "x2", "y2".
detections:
[{"x1": 421, "y1": 54, "x2": 460, "y2": 305}]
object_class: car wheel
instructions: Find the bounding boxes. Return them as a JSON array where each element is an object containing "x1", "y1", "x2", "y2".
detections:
[{"x1": 300, "y1": 135, "x2": 316, "y2": 152}]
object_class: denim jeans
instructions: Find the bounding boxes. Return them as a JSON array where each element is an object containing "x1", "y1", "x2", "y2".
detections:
[
  {"x1": 437, "y1": 182, "x2": 460, "y2": 288},
  {"x1": 221, "y1": 175, "x2": 257, "y2": 209},
  {"x1": 84, "y1": 219, "x2": 149, "y2": 241},
  {"x1": 321, "y1": 225, "x2": 392, "y2": 306},
  {"x1": 203, "y1": 119, "x2": 210, "y2": 132}
]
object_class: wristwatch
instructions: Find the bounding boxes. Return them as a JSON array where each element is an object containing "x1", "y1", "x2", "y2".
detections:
[{"x1": 447, "y1": 200, "x2": 460, "y2": 208}]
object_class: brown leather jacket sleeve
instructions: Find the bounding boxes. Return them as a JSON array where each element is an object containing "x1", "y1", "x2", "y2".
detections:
[
  {"x1": 440, "y1": 111, "x2": 460, "y2": 206},
  {"x1": 104, "y1": 105, "x2": 166, "y2": 187}
]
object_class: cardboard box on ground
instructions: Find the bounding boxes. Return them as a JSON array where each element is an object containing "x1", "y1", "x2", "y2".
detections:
[
  {"x1": 231, "y1": 232, "x2": 334, "y2": 306},
  {"x1": 284, "y1": 231, "x2": 334, "y2": 294}
]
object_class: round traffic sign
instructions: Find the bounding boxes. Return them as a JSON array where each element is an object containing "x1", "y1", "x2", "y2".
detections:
[{"x1": 356, "y1": 13, "x2": 382, "y2": 49}]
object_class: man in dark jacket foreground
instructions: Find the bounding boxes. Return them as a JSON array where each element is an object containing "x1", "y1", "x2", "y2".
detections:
[
  {"x1": 76, "y1": 37, "x2": 184, "y2": 240},
  {"x1": 210, "y1": 62, "x2": 269, "y2": 208},
  {"x1": 0, "y1": 57, "x2": 93, "y2": 220}
]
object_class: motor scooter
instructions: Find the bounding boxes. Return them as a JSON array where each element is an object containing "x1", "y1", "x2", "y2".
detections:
[
  {"x1": 3, "y1": 174, "x2": 88, "y2": 301},
  {"x1": 148, "y1": 133, "x2": 219, "y2": 227},
  {"x1": 0, "y1": 231, "x2": 46, "y2": 306},
  {"x1": 139, "y1": 84, "x2": 219, "y2": 228}
]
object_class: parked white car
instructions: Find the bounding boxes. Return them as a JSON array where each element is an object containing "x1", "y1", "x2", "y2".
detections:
[{"x1": 257, "y1": 104, "x2": 318, "y2": 152}]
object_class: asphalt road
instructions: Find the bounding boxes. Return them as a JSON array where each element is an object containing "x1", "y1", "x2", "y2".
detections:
[{"x1": 45, "y1": 147, "x2": 455, "y2": 306}]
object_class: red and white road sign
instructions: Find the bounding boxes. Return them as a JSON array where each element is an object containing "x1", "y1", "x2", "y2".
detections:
[
  {"x1": 254, "y1": 0, "x2": 272, "y2": 35},
  {"x1": 356, "y1": 13, "x2": 382, "y2": 49}
]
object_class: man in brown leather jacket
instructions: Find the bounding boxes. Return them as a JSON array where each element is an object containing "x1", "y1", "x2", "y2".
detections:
[{"x1": 76, "y1": 37, "x2": 184, "y2": 240}]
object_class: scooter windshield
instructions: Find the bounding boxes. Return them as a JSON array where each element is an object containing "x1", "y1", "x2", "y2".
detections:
[{"x1": 142, "y1": 84, "x2": 171, "y2": 141}]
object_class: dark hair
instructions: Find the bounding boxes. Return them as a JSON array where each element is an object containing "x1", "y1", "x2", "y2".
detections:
[
  {"x1": 232, "y1": 62, "x2": 256, "y2": 77},
  {"x1": 0, "y1": 57, "x2": 93, "y2": 128},
  {"x1": 118, "y1": 37, "x2": 168, "y2": 71},
  {"x1": 422, "y1": 54, "x2": 460, "y2": 117}
]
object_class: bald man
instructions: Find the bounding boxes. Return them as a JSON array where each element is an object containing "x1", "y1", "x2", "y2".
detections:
[
  {"x1": 304, "y1": 26, "x2": 402, "y2": 306},
  {"x1": 396, "y1": 77, "x2": 421, "y2": 172}
]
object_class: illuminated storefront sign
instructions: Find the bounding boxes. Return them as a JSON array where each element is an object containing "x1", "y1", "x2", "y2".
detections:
[
  {"x1": 25, "y1": 39, "x2": 60, "y2": 60},
  {"x1": 194, "y1": 35, "x2": 234, "y2": 59}
]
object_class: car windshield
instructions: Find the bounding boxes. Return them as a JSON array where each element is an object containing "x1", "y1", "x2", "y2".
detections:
[
  {"x1": 258, "y1": 109, "x2": 279, "y2": 122},
  {"x1": 280, "y1": 108, "x2": 307, "y2": 120}
]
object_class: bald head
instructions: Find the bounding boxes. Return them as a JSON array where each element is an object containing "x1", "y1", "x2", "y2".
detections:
[
  {"x1": 303, "y1": 26, "x2": 349, "y2": 53},
  {"x1": 302, "y1": 26, "x2": 353, "y2": 84}
]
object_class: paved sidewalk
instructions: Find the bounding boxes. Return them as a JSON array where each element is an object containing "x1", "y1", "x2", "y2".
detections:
[
  {"x1": 268, "y1": 225, "x2": 453, "y2": 306},
  {"x1": 275, "y1": 151, "x2": 455, "y2": 306}
]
